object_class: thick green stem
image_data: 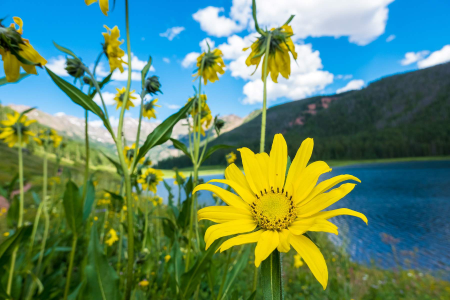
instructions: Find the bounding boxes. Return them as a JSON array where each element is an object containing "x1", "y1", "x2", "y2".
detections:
[
  {"x1": 7, "y1": 126, "x2": 24, "y2": 294},
  {"x1": 130, "y1": 91, "x2": 146, "y2": 170},
  {"x1": 260, "y1": 250, "x2": 283, "y2": 300},
  {"x1": 260, "y1": 33, "x2": 272, "y2": 153},
  {"x1": 81, "y1": 110, "x2": 90, "y2": 206},
  {"x1": 63, "y1": 234, "x2": 78, "y2": 300}
]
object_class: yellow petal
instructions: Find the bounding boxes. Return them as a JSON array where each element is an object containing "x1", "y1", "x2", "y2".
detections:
[
  {"x1": 301, "y1": 175, "x2": 361, "y2": 206},
  {"x1": 307, "y1": 219, "x2": 339, "y2": 235},
  {"x1": 254, "y1": 230, "x2": 279, "y2": 267},
  {"x1": 193, "y1": 184, "x2": 250, "y2": 211},
  {"x1": 3, "y1": 50, "x2": 21, "y2": 82},
  {"x1": 297, "y1": 183, "x2": 356, "y2": 218},
  {"x1": 284, "y1": 138, "x2": 314, "y2": 196},
  {"x1": 288, "y1": 218, "x2": 316, "y2": 235},
  {"x1": 99, "y1": 0, "x2": 109, "y2": 15},
  {"x1": 293, "y1": 161, "x2": 331, "y2": 204},
  {"x1": 217, "y1": 230, "x2": 262, "y2": 253},
  {"x1": 13, "y1": 17, "x2": 23, "y2": 34},
  {"x1": 224, "y1": 163, "x2": 253, "y2": 195},
  {"x1": 85, "y1": 0, "x2": 98, "y2": 5},
  {"x1": 238, "y1": 147, "x2": 268, "y2": 194},
  {"x1": 208, "y1": 179, "x2": 254, "y2": 204},
  {"x1": 290, "y1": 234, "x2": 328, "y2": 289},
  {"x1": 204, "y1": 219, "x2": 257, "y2": 250},
  {"x1": 309, "y1": 208, "x2": 368, "y2": 225},
  {"x1": 269, "y1": 134, "x2": 287, "y2": 191},
  {"x1": 198, "y1": 206, "x2": 253, "y2": 223},
  {"x1": 277, "y1": 229, "x2": 291, "y2": 253}
]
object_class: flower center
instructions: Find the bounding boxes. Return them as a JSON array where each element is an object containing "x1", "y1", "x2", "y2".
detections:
[{"x1": 250, "y1": 190, "x2": 296, "y2": 230}]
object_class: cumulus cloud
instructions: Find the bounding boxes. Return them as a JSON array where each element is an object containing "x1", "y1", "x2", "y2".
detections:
[
  {"x1": 160, "y1": 26, "x2": 185, "y2": 41},
  {"x1": 418, "y1": 45, "x2": 450, "y2": 69},
  {"x1": 163, "y1": 58, "x2": 170, "y2": 64},
  {"x1": 46, "y1": 56, "x2": 69, "y2": 76},
  {"x1": 200, "y1": 38, "x2": 215, "y2": 52},
  {"x1": 181, "y1": 52, "x2": 200, "y2": 68},
  {"x1": 336, "y1": 79, "x2": 365, "y2": 94},
  {"x1": 386, "y1": 34, "x2": 396, "y2": 42},
  {"x1": 336, "y1": 74, "x2": 353, "y2": 80},
  {"x1": 193, "y1": 0, "x2": 393, "y2": 45},
  {"x1": 400, "y1": 51, "x2": 430, "y2": 66}
]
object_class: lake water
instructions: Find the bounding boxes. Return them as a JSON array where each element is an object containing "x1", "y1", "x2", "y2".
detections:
[{"x1": 157, "y1": 160, "x2": 450, "y2": 275}]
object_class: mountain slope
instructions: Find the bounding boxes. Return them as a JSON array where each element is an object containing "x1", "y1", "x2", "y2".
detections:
[{"x1": 157, "y1": 62, "x2": 450, "y2": 168}]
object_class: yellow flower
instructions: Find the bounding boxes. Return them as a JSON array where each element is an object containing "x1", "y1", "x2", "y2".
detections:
[
  {"x1": 164, "y1": 255, "x2": 171, "y2": 263},
  {"x1": 34, "y1": 129, "x2": 62, "y2": 148},
  {"x1": 97, "y1": 192, "x2": 111, "y2": 206},
  {"x1": 138, "y1": 168, "x2": 164, "y2": 193},
  {"x1": 139, "y1": 279, "x2": 149, "y2": 287},
  {"x1": 173, "y1": 171, "x2": 186, "y2": 185},
  {"x1": 123, "y1": 143, "x2": 145, "y2": 168},
  {"x1": 195, "y1": 48, "x2": 226, "y2": 85},
  {"x1": 0, "y1": 207, "x2": 7, "y2": 216},
  {"x1": 151, "y1": 196, "x2": 163, "y2": 207},
  {"x1": 49, "y1": 177, "x2": 61, "y2": 186},
  {"x1": 94, "y1": 216, "x2": 99, "y2": 221},
  {"x1": 3, "y1": 232, "x2": 10, "y2": 237},
  {"x1": 194, "y1": 134, "x2": 368, "y2": 289},
  {"x1": 102, "y1": 25, "x2": 126, "y2": 73},
  {"x1": 294, "y1": 254, "x2": 304, "y2": 268},
  {"x1": 0, "y1": 17, "x2": 47, "y2": 82},
  {"x1": 105, "y1": 228, "x2": 119, "y2": 246},
  {"x1": 114, "y1": 87, "x2": 137, "y2": 111},
  {"x1": 143, "y1": 99, "x2": 160, "y2": 120},
  {"x1": 187, "y1": 94, "x2": 212, "y2": 136},
  {"x1": 85, "y1": 0, "x2": 109, "y2": 16},
  {"x1": 0, "y1": 111, "x2": 36, "y2": 147},
  {"x1": 244, "y1": 25, "x2": 297, "y2": 83},
  {"x1": 226, "y1": 152, "x2": 237, "y2": 165}
]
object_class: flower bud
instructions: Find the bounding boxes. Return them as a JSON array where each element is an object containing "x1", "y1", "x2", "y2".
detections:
[
  {"x1": 65, "y1": 57, "x2": 85, "y2": 79},
  {"x1": 145, "y1": 75, "x2": 162, "y2": 95}
]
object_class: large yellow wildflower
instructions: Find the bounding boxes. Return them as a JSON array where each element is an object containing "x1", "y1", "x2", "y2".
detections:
[
  {"x1": 114, "y1": 87, "x2": 137, "y2": 110},
  {"x1": 123, "y1": 143, "x2": 145, "y2": 167},
  {"x1": 34, "y1": 128, "x2": 62, "y2": 148},
  {"x1": 194, "y1": 134, "x2": 367, "y2": 289},
  {"x1": 0, "y1": 17, "x2": 47, "y2": 82},
  {"x1": 244, "y1": 25, "x2": 297, "y2": 83},
  {"x1": 85, "y1": 0, "x2": 109, "y2": 16},
  {"x1": 195, "y1": 48, "x2": 225, "y2": 85},
  {"x1": 102, "y1": 26, "x2": 126, "y2": 73},
  {"x1": 138, "y1": 168, "x2": 164, "y2": 193},
  {"x1": 0, "y1": 111, "x2": 36, "y2": 147}
]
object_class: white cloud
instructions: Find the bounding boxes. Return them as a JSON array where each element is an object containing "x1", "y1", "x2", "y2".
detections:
[
  {"x1": 122, "y1": 53, "x2": 152, "y2": 71},
  {"x1": 47, "y1": 56, "x2": 68, "y2": 76},
  {"x1": 93, "y1": 91, "x2": 140, "y2": 107},
  {"x1": 386, "y1": 34, "x2": 396, "y2": 42},
  {"x1": 181, "y1": 52, "x2": 200, "y2": 68},
  {"x1": 163, "y1": 58, "x2": 170, "y2": 64},
  {"x1": 336, "y1": 79, "x2": 364, "y2": 94},
  {"x1": 200, "y1": 38, "x2": 215, "y2": 52},
  {"x1": 166, "y1": 103, "x2": 181, "y2": 110},
  {"x1": 55, "y1": 112, "x2": 66, "y2": 117},
  {"x1": 160, "y1": 26, "x2": 185, "y2": 41},
  {"x1": 400, "y1": 51, "x2": 430, "y2": 66},
  {"x1": 418, "y1": 45, "x2": 450, "y2": 69},
  {"x1": 193, "y1": 0, "x2": 393, "y2": 45},
  {"x1": 336, "y1": 74, "x2": 353, "y2": 80}
]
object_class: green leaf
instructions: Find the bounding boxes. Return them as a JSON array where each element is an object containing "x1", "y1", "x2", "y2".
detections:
[
  {"x1": 141, "y1": 56, "x2": 152, "y2": 89},
  {"x1": 133, "y1": 101, "x2": 193, "y2": 171},
  {"x1": 53, "y1": 41, "x2": 79, "y2": 59},
  {"x1": 170, "y1": 240, "x2": 183, "y2": 294},
  {"x1": 247, "y1": 291, "x2": 257, "y2": 300},
  {"x1": 32, "y1": 191, "x2": 41, "y2": 206},
  {"x1": 0, "y1": 284, "x2": 11, "y2": 300},
  {"x1": 170, "y1": 138, "x2": 191, "y2": 159},
  {"x1": 89, "y1": 73, "x2": 113, "y2": 99},
  {"x1": 219, "y1": 246, "x2": 251, "y2": 300},
  {"x1": 104, "y1": 190, "x2": 124, "y2": 211},
  {"x1": 83, "y1": 222, "x2": 122, "y2": 300},
  {"x1": 62, "y1": 181, "x2": 82, "y2": 233},
  {"x1": 0, "y1": 73, "x2": 29, "y2": 86},
  {"x1": 200, "y1": 144, "x2": 234, "y2": 165},
  {"x1": 181, "y1": 238, "x2": 224, "y2": 299},
  {"x1": 45, "y1": 67, "x2": 114, "y2": 136},
  {"x1": 0, "y1": 226, "x2": 32, "y2": 260},
  {"x1": 101, "y1": 151, "x2": 122, "y2": 175},
  {"x1": 82, "y1": 180, "x2": 96, "y2": 222},
  {"x1": 18, "y1": 107, "x2": 36, "y2": 121}
]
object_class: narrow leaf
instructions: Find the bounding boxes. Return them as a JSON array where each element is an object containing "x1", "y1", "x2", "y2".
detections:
[
  {"x1": 0, "y1": 73, "x2": 29, "y2": 86},
  {"x1": 62, "y1": 181, "x2": 81, "y2": 232},
  {"x1": 141, "y1": 56, "x2": 152, "y2": 89},
  {"x1": 53, "y1": 41, "x2": 79, "y2": 59},
  {"x1": 170, "y1": 138, "x2": 191, "y2": 159},
  {"x1": 200, "y1": 144, "x2": 234, "y2": 164},
  {"x1": 82, "y1": 180, "x2": 96, "y2": 222}
]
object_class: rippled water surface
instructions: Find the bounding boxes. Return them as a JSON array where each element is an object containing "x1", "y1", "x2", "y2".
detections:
[{"x1": 158, "y1": 160, "x2": 450, "y2": 274}]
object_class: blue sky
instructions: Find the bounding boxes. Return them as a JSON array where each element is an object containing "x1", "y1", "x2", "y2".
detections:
[{"x1": 2, "y1": 0, "x2": 450, "y2": 125}]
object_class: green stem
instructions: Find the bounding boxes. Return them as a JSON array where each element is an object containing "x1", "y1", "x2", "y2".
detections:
[
  {"x1": 7, "y1": 125, "x2": 24, "y2": 294},
  {"x1": 217, "y1": 249, "x2": 233, "y2": 300},
  {"x1": 260, "y1": 33, "x2": 272, "y2": 153},
  {"x1": 81, "y1": 110, "x2": 90, "y2": 206},
  {"x1": 83, "y1": 66, "x2": 112, "y2": 128},
  {"x1": 63, "y1": 234, "x2": 78, "y2": 300},
  {"x1": 260, "y1": 250, "x2": 283, "y2": 300},
  {"x1": 130, "y1": 90, "x2": 146, "y2": 170}
]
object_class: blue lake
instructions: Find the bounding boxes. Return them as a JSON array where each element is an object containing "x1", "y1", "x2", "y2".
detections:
[{"x1": 157, "y1": 160, "x2": 450, "y2": 275}]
